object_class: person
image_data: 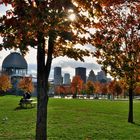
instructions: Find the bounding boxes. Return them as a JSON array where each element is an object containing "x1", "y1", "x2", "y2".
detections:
[
  {"x1": 25, "y1": 92, "x2": 31, "y2": 99},
  {"x1": 19, "y1": 91, "x2": 31, "y2": 106}
]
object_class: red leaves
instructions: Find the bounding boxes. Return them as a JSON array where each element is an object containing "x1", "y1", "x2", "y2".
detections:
[
  {"x1": 55, "y1": 85, "x2": 67, "y2": 95},
  {"x1": 136, "y1": 4, "x2": 140, "y2": 13},
  {"x1": 0, "y1": 0, "x2": 12, "y2": 6},
  {"x1": 94, "y1": 1, "x2": 140, "y2": 86},
  {"x1": 1, "y1": 0, "x2": 139, "y2": 65},
  {"x1": 100, "y1": 0, "x2": 127, "y2": 6},
  {"x1": 71, "y1": 76, "x2": 83, "y2": 94}
]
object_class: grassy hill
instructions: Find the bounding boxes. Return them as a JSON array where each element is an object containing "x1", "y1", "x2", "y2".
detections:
[{"x1": 0, "y1": 95, "x2": 140, "y2": 140}]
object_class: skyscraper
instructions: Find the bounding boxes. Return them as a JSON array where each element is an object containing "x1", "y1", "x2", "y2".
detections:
[
  {"x1": 54, "y1": 67, "x2": 62, "y2": 85},
  {"x1": 96, "y1": 70, "x2": 107, "y2": 82},
  {"x1": 87, "y1": 70, "x2": 96, "y2": 82},
  {"x1": 75, "y1": 67, "x2": 86, "y2": 83},
  {"x1": 63, "y1": 73, "x2": 71, "y2": 85}
]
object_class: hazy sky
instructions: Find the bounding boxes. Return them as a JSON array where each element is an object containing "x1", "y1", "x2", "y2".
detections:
[{"x1": 0, "y1": 4, "x2": 101, "y2": 79}]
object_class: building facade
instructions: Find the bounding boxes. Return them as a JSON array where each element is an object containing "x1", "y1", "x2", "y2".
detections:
[
  {"x1": 2, "y1": 52, "x2": 28, "y2": 95},
  {"x1": 87, "y1": 70, "x2": 96, "y2": 82},
  {"x1": 96, "y1": 70, "x2": 107, "y2": 82},
  {"x1": 54, "y1": 67, "x2": 62, "y2": 85},
  {"x1": 2, "y1": 52, "x2": 28, "y2": 76},
  {"x1": 63, "y1": 73, "x2": 71, "y2": 85},
  {"x1": 75, "y1": 67, "x2": 86, "y2": 83}
]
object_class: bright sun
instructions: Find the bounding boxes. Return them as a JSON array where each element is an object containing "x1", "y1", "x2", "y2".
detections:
[{"x1": 69, "y1": 13, "x2": 76, "y2": 21}]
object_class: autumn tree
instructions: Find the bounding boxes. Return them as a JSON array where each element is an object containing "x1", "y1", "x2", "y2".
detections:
[
  {"x1": 134, "y1": 82, "x2": 140, "y2": 96},
  {"x1": 107, "y1": 80, "x2": 116, "y2": 99},
  {"x1": 93, "y1": 81, "x2": 101, "y2": 98},
  {"x1": 114, "y1": 81, "x2": 123, "y2": 98},
  {"x1": 0, "y1": 0, "x2": 136, "y2": 139},
  {"x1": 54, "y1": 86, "x2": 60, "y2": 95},
  {"x1": 71, "y1": 75, "x2": 83, "y2": 98},
  {"x1": 0, "y1": 1, "x2": 101, "y2": 139},
  {"x1": 55, "y1": 85, "x2": 65, "y2": 97},
  {"x1": 119, "y1": 79, "x2": 128, "y2": 98},
  {"x1": 93, "y1": 1, "x2": 140, "y2": 123},
  {"x1": 108, "y1": 80, "x2": 123, "y2": 98},
  {"x1": 0, "y1": 74, "x2": 12, "y2": 94},
  {"x1": 18, "y1": 77, "x2": 34, "y2": 93},
  {"x1": 62, "y1": 85, "x2": 72, "y2": 95},
  {"x1": 86, "y1": 80, "x2": 94, "y2": 98},
  {"x1": 100, "y1": 83, "x2": 108, "y2": 96},
  {"x1": 80, "y1": 84, "x2": 86, "y2": 96}
]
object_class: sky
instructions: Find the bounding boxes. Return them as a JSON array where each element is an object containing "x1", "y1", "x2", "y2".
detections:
[{"x1": 0, "y1": 4, "x2": 101, "y2": 79}]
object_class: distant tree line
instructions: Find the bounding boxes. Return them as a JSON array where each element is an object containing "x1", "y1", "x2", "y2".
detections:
[{"x1": 54, "y1": 75, "x2": 140, "y2": 99}]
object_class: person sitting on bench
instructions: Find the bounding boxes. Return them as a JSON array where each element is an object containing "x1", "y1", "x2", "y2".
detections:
[
  {"x1": 24, "y1": 92, "x2": 31, "y2": 99},
  {"x1": 19, "y1": 91, "x2": 31, "y2": 105}
]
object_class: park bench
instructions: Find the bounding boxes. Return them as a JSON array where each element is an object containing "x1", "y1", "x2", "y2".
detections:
[{"x1": 19, "y1": 98, "x2": 37, "y2": 108}]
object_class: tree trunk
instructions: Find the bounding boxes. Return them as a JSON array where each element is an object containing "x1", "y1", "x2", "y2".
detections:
[
  {"x1": 128, "y1": 86, "x2": 133, "y2": 123},
  {"x1": 36, "y1": 32, "x2": 47, "y2": 140},
  {"x1": 36, "y1": 31, "x2": 55, "y2": 140}
]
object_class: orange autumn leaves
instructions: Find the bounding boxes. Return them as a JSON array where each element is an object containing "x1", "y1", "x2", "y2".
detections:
[
  {"x1": 18, "y1": 77, "x2": 34, "y2": 93},
  {"x1": 71, "y1": 75, "x2": 83, "y2": 94},
  {"x1": 0, "y1": 75, "x2": 34, "y2": 94},
  {"x1": 54, "y1": 76, "x2": 122, "y2": 96},
  {"x1": 0, "y1": 0, "x2": 130, "y2": 7},
  {"x1": 54, "y1": 78, "x2": 140, "y2": 97},
  {"x1": 0, "y1": 74, "x2": 11, "y2": 93}
]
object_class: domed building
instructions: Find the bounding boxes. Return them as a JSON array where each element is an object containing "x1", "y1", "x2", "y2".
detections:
[
  {"x1": 1, "y1": 52, "x2": 28, "y2": 95},
  {"x1": 2, "y1": 52, "x2": 28, "y2": 76}
]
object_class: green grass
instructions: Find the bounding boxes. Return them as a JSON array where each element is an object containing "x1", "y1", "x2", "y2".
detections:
[{"x1": 0, "y1": 96, "x2": 140, "y2": 140}]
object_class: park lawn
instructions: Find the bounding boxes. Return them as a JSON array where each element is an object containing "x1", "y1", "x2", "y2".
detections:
[{"x1": 0, "y1": 96, "x2": 140, "y2": 140}]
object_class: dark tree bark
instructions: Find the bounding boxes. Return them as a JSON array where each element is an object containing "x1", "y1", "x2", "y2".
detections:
[
  {"x1": 36, "y1": 31, "x2": 55, "y2": 140},
  {"x1": 128, "y1": 85, "x2": 133, "y2": 123}
]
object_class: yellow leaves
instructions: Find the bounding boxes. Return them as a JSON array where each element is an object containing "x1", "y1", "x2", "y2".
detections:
[
  {"x1": 18, "y1": 77, "x2": 34, "y2": 93},
  {"x1": 0, "y1": 74, "x2": 12, "y2": 92}
]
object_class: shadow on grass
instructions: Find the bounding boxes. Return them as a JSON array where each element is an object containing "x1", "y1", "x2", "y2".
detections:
[
  {"x1": 132, "y1": 122, "x2": 140, "y2": 127},
  {"x1": 14, "y1": 106, "x2": 35, "y2": 110},
  {"x1": 128, "y1": 121, "x2": 140, "y2": 127}
]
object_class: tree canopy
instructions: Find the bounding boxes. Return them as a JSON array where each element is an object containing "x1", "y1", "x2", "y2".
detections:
[
  {"x1": 0, "y1": 1, "x2": 103, "y2": 139},
  {"x1": 71, "y1": 75, "x2": 83, "y2": 97},
  {"x1": 93, "y1": 1, "x2": 140, "y2": 123},
  {"x1": 0, "y1": 74, "x2": 11, "y2": 94},
  {"x1": 18, "y1": 77, "x2": 34, "y2": 93},
  {"x1": 0, "y1": 0, "x2": 139, "y2": 139},
  {"x1": 93, "y1": 1, "x2": 140, "y2": 83}
]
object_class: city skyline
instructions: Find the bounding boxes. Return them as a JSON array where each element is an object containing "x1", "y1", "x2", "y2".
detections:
[
  {"x1": 0, "y1": 48, "x2": 102, "y2": 79},
  {"x1": 53, "y1": 66, "x2": 111, "y2": 85},
  {"x1": 0, "y1": 4, "x2": 101, "y2": 79}
]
